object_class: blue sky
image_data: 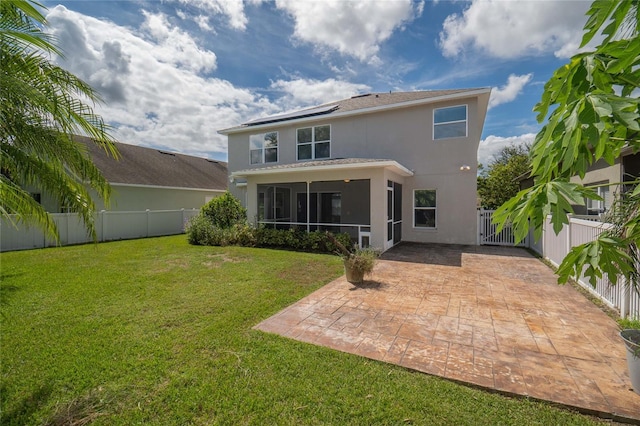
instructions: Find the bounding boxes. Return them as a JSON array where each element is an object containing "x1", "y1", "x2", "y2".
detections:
[{"x1": 42, "y1": 0, "x2": 592, "y2": 164}]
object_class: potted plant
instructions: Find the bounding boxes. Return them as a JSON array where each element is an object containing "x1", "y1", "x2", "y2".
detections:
[
  {"x1": 326, "y1": 232, "x2": 379, "y2": 285},
  {"x1": 342, "y1": 246, "x2": 379, "y2": 285},
  {"x1": 619, "y1": 318, "x2": 640, "y2": 395}
]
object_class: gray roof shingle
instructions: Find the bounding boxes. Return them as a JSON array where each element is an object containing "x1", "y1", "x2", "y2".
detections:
[
  {"x1": 76, "y1": 135, "x2": 228, "y2": 191},
  {"x1": 310, "y1": 89, "x2": 483, "y2": 114},
  {"x1": 220, "y1": 88, "x2": 488, "y2": 132}
]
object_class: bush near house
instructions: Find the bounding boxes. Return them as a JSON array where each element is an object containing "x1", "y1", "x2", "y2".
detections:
[
  {"x1": 187, "y1": 218, "x2": 352, "y2": 254},
  {"x1": 186, "y1": 217, "x2": 256, "y2": 247},
  {"x1": 201, "y1": 191, "x2": 247, "y2": 228},
  {"x1": 187, "y1": 191, "x2": 252, "y2": 246},
  {"x1": 187, "y1": 192, "x2": 352, "y2": 253},
  {"x1": 254, "y1": 227, "x2": 352, "y2": 253}
]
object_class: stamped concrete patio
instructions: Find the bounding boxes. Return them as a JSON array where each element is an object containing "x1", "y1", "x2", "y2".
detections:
[{"x1": 255, "y1": 243, "x2": 639, "y2": 422}]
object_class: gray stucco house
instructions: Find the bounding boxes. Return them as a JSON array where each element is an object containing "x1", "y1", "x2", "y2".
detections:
[
  {"x1": 219, "y1": 88, "x2": 491, "y2": 251},
  {"x1": 569, "y1": 148, "x2": 640, "y2": 216},
  {"x1": 519, "y1": 148, "x2": 640, "y2": 217}
]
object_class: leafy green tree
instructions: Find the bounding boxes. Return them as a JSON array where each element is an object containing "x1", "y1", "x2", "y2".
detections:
[
  {"x1": 494, "y1": 0, "x2": 640, "y2": 288},
  {"x1": 0, "y1": 0, "x2": 118, "y2": 241},
  {"x1": 478, "y1": 144, "x2": 530, "y2": 209},
  {"x1": 201, "y1": 191, "x2": 247, "y2": 229}
]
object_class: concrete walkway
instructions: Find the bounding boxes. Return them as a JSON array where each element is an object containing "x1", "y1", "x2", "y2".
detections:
[{"x1": 255, "y1": 243, "x2": 639, "y2": 422}]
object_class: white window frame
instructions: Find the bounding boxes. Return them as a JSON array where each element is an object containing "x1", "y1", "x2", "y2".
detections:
[
  {"x1": 586, "y1": 181, "x2": 609, "y2": 215},
  {"x1": 250, "y1": 131, "x2": 279, "y2": 165},
  {"x1": 296, "y1": 124, "x2": 331, "y2": 161},
  {"x1": 413, "y1": 189, "x2": 437, "y2": 229},
  {"x1": 433, "y1": 105, "x2": 467, "y2": 140}
]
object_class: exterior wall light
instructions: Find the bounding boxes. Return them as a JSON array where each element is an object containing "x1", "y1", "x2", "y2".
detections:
[{"x1": 460, "y1": 165, "x2": 471, "y2": 171}]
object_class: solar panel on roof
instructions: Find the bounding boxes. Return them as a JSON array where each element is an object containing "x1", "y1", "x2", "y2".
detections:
[{"x1": 243, "y1": 104, "x2": 338, "y2": 126}]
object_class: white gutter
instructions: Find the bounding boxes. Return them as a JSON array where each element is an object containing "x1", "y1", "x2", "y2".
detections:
[
  {"x1": 110, "y1": 182, "x2": 227, "y2": 192},
  {"x1": 231, "y1": 160, "x2": 414, "y2": 178},
  {"x1": 219, "y1": 88, "x2": 491, "y2": 135}
]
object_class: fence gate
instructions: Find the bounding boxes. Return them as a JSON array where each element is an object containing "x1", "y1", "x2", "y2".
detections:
[{"x1": 478, "y1": 209, "x2": 528, "y2": 247}]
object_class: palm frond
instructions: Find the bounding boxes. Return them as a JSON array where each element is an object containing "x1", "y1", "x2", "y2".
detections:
[{"x1": 0, "y1": 0, "x2": 119, "y2": 241}]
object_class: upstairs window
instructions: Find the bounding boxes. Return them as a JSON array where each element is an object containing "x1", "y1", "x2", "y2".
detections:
[
  {"x1": 250, "y1": 132, "x2": 278, "y2": 164},
  {"x1": 297, "y1": 125, "x2": 330, "y2": 160},
  {"x1": 434, "y1": 105, "x2": 467, "y2": 140}
]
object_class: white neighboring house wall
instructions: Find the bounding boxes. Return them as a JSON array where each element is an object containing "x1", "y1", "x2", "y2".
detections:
[
  {"x1": 26, "y1": 183, "x2": 224, "y2": 213},
  {"x1": 92, "y1": 184, "x2": 225, "y2": 211}
]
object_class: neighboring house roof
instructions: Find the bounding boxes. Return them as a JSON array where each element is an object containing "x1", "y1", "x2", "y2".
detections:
[
  {"x1": 219, "y1": 88, "x2": 490, "y2": 134},
  {"x1": 76, "y1": 135, "x2": 228, "y2": 191},
  {"x1": 232, "y1": 158, "x2": 414, "y2": 178}
]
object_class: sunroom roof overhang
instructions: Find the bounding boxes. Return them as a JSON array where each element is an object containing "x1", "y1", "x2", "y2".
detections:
[{"x1": 231, "y1": 158, "x2": 414, "y2": 179}]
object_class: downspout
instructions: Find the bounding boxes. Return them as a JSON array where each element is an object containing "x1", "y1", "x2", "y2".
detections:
[{"x1": 306, "y1": 181, "x2": 310, "y2": 233}]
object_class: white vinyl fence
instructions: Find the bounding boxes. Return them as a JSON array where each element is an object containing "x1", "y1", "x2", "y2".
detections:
[
  {"x1": 541, "y1": 216, "x2": 639, "y2": 320},
  {"x1": 479, "y1": 209, "x2": 639, "y2": 320},
  {"x1": 478, "y1": 208, "x2": 528, "y2": 246},
  {"x1": 1, "y1": 209, "x2": 199, "y2": 252}
]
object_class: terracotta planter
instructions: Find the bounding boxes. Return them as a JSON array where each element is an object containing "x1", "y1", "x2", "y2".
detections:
[
  {"x1": 621, "y1": 329, "x2": 640, "y2": 395},
  {"x1": 344, "y1": 260, "x2": 365, "y2": 284}
]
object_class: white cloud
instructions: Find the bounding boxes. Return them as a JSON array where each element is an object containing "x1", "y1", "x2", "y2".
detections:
[
  {"x1": 439, "y1": 0, "x2": 590, "y2": 59},
  {"x1": 489, "y1": 73, "x2": 532, "y2": 109},
  {"x1": 194, "y1": 15, "x2": 213, "y2": 32},
  {"x1": 478, "y1": 133, "x2": 535, "y2": 167},
  {"x1": 178, "y1": 0, "x2": 248, "y2": 30},
  {"x1": 275, "y1": 0, "x2": 423, "y2": 61},
  {"x1": 44, "y1": 6, "x2": 370, "y2": 160},
  {"x1": 270, "y1": 78, "x2": 371, "y2": 110},
  {"x1": 140, "y1": 11, "x2": 217, "y2": 73},
  {"x1": 46, "y1": 5, "x2": 268, "y2": 160}
]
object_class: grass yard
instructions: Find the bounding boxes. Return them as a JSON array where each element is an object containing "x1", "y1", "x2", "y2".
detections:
[{"x1": 1, "y1": 236, "x2": 603, "y2": 425}]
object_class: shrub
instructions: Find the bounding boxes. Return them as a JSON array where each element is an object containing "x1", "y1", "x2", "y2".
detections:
[
  {"x1": 187, "y1": 217, "x2": 256, "y2": 247},
  {"x1": 187, "y1": 216, "x2": 352, "y2": 254},
  {"x1": 254, "y1": 227, "x2": 352, "y2": 253},
  {"x1": 228, "y1": 223, "x2": 257, "y2": 247},
  {"x1": 201, "y1": 191, "x2": 247, "y2": 229},
  {"x1": 186, "y1": 214, "x2": 217, "y2": 246}
]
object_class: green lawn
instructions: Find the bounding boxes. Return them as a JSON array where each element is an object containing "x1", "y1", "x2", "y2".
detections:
[{"x1": 1, "y1": 236, "x2": 602, "y2": 425}]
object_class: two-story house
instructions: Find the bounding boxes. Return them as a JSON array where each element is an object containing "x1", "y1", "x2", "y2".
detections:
[{"x1": 219, "y1": 88, "x2": 491, "y2": 251}]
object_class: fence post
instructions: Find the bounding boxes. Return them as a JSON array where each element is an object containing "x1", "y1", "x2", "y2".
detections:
[
  {"x1": 539, "y1": 219, "x2": 544, "y2": 256},
  {"x1": 101, "y1": 210, "x2": 107, "y2": 241},
  {"x1": 182, "y1": 208, "x2": 186, "y2": 232},
  {"x1": 566, "y1": 217, "x2": 572, "y2": 258},
  {"x1": 477, "y1": 209, "x2": 481, "y2": 245},
  {"x1": 146, "y1": 209, "x2": 150, "y2": 237},
  {"x1": 66, "y1": 212, "x2": 70, "y2": 246},
  {"x1": 621, "y1": 277, "x2": 630, "y2": 319}
]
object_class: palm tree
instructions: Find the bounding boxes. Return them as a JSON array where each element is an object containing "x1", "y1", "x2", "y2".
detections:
[{"x1": 0, "y1": 0, "x2": 118, "y2": 241}]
